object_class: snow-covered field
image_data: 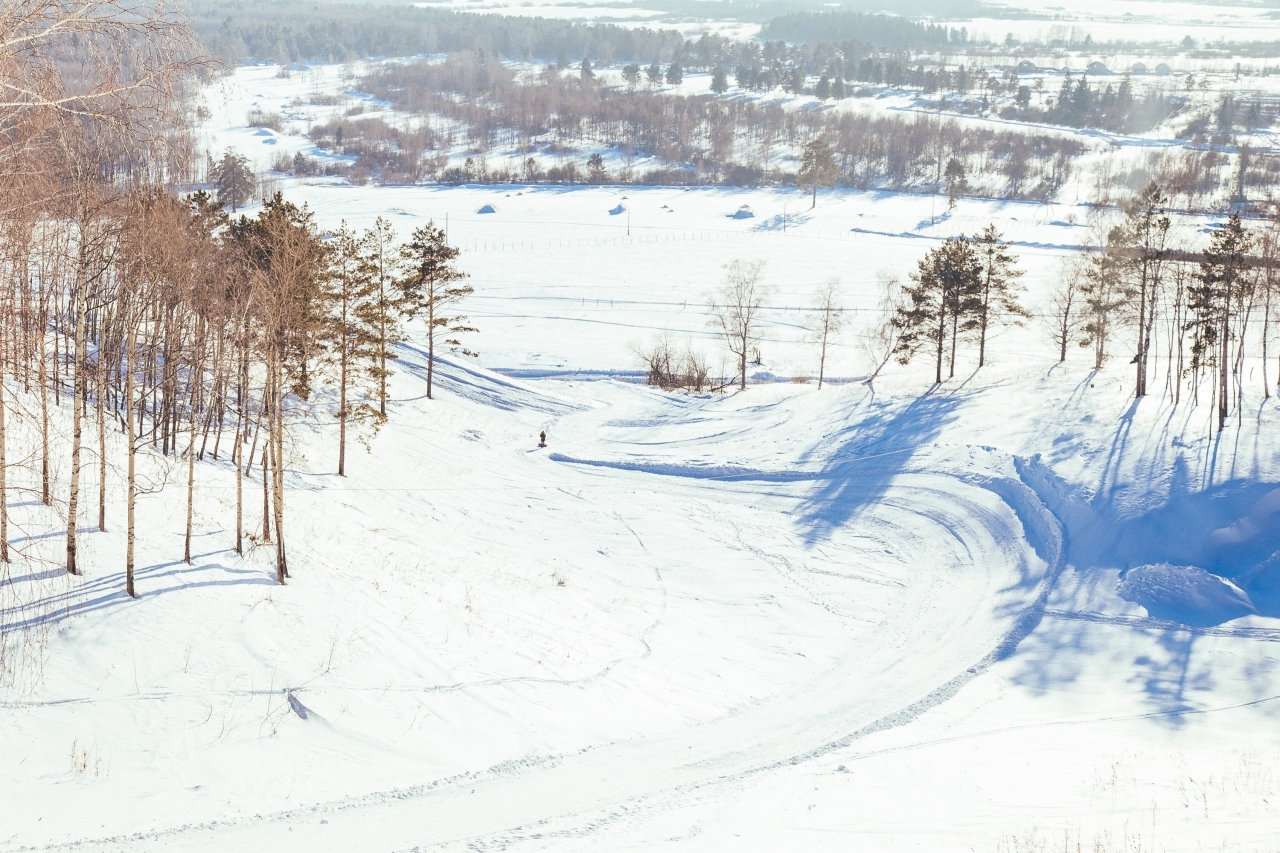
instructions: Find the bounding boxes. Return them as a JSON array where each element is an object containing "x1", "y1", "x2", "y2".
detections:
[{"x1": 5, "y1": 56, "x2": 1280, "y2": 853}]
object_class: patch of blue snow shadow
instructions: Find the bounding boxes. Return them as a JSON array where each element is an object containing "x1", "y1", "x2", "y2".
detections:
[{"x1": 1118, "y1": 563, "x2": 1255, "y2": 628}]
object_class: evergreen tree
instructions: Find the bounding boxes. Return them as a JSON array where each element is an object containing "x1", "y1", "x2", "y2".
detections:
[
  {"x1": 971, "y1": 225, "x2": 1028, "y2": 368},
  {"x1": 894, "y1": 237, "x2": 982, "y2": 384},
  {"x1": 210, "y1": 149, "x2": 255, "y2": 212},
  {"x1": 622, "y1": 63, "x2": 640, "y2": 91},
  {"x1": 815, "y1": 74, "x2": 831, "y2": 100},
  {"x1": 587, "y1": 152, "x2": 607, "y2": 184},
  {"x1": 322, "y1": 223, "x2": 385, "y2": 475},
  {"x1": 1118, "y1": 182, "x2": 1171, "y2": 397},
  {"x1": 646, "y1": 62, "x2": 662, "y2": 87},
  {"x1": 1079, "y1": 234, "x2": 1127, "y2": 370},
  {"x1": 398, "y1": 224, "x2": 475, "y2": 400},
  {"x1": 797, "y1": 139, "x2": 838, "y2": 209},
  {"x1": 579, "y1": 56, "x2": 594, "y2": 84},
  {"x1": 358, "y1": 217, "x2": 403, "y2": 416},
  {"x1": 665, "y1": 62, "x2": 683, "y2": 86},
  {"x1": 710, "y1": 66, "x2": 728, "y2": 94},
  {"x1": 831, "y1": 76, "x2": 845, "y2": 99},
  {"x1": 1188, "y1": 213, "x2": 1252, "y2": 431},
  {"x1": 944, "y1": 157, "x2": 968, "y2": 209}
]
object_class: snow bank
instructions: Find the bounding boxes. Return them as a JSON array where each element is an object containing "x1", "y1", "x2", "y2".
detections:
[{"x1": 1117, "y1": 563, "x2": 1255, "y2": 626}]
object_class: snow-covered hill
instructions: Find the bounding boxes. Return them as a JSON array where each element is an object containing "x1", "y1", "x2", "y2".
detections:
[
  {"x1": 4, "y1": 331, "x2": 1280, "y2": 851},
  {"x1": 6, "y1": 57, "x2": 1280, "y2": 853}
]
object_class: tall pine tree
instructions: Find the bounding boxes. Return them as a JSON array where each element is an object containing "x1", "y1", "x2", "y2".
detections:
[
  {"x1": 894, "y1": 237, "x2": 981, "y2": 384},
  {"x1": 972, "y1": 224, "x2": 1028, "y2": 368},
  {"x1": 399, "y1": 223, "x2": 474, "y2": 399}
]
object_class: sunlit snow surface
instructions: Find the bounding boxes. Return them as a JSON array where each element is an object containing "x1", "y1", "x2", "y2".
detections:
[{"x1": 4, "y1": 61, "x2": 1280, "y2": 853}]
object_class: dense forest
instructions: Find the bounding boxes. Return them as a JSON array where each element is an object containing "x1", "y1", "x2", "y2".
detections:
[{"x1": 758, "y1": 11, "x2": 967, "y2": 49}]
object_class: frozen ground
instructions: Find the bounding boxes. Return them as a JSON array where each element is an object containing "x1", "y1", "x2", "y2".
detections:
[{"x1": 4, "y1": 58, "x2": 1280, "y2": 853}]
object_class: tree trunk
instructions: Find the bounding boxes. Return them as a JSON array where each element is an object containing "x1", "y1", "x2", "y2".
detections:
[
  {"x1": 235, "y1": 345, "x2": 247, "y2": 556},
  {"x1": 379, "y1": 273, "x2": 388, "y2": 416},
  {"x1": 126, "y1": 324, "x2": 137, "y2": 598},
  {"x1": 1220, "y1": 285, "x2": 1231, "y2": 431},
  {"x1": 0, "y1": 324, "x2": 8, "y2": 565},
  {"x1": 184, "y1": 392, "x2": 197, "y2": 565},
  {"x1": 1135, "y1": 272, "x2": 1148, "y2": 398},
  {"x1": 271, "y1": 356, "x2": 288, "y2": 583},
  {"x1": 1263, "y1": 283, "x2": 1272, "y2": 399},
  {"x1": 262, "y1": 444, "x2": 270, "y2": 543},
  {"x1": 934, "y1": 305, "x2": 945, "y2": 385},
  {"x1": 66, "y1": 274, "x2": 89, "y2": 576},
  {"x1": 339, "y1": 323, "x2": 347, "y2": 476},
  {"x1": 948, "y1": 311, "x2": 958, "y2": 378},
  {"x1": 98, "y1": 356, "x2": 107, "y2": 532},
  {"x1": 39, "y1": 316, "x2": 50, "y2": 506},
  {"x1": 817, "y1": 323, "x2": 828, "y2": 390}
]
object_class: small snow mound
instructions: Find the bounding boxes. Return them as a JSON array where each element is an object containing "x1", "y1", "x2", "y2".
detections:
[
  {"x1": 477, "y1": 204, "x2": 497, "y2": 214},
  {"x1": 1118, "y1": 563, "x2": 1255, "y2": 627},
  {"x1": 1086, "y1": 61, "x2": 1111, "y2": 76},
  {"x1": 729, "y1": 205, "x2": 754, "y2": 220},
  {"x1": 609, "y1": 204, "x2": 625, "y2": 215},
  {"x1": 1155, "y1": 62, "x2": 1172, "y2": 75}
]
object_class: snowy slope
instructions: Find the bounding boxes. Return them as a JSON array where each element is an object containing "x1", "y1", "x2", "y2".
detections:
[
  {"x1": 6, "y1": 60, "x2": 1280, "y2": 853},
  {"x1": 5, "y1": 341, "x2": 1280, "y2": 851}
]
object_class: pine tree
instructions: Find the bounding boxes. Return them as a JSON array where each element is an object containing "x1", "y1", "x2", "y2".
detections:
[
  {"x1": 710, "y1": 67, "x2": 728, "y2": 94},
  {"x1": 665, "y1": 62, "x2": 683, "y2": 86},
  {"x1": 323, "y1": 223, "x2": 386, "y2": 476},
  {"x1": 944, "y1": 157, "x2": 968, "y2": 209},
  {"x1": 399, "y1": 223, "x2": 474, "y2": 400},
  {"x1": 797, "y1": 139, "x2": 838, "y2": 209},
  {"x1": 210, "y1": 149, "x2": 254, "y2": 212},
  {"x1": 971, "y1": 225, "x2": 1028, "y2": 367},
  {"x1": 1188, "y1": 213, "x2": 1252, "y2": 431},
  {"x1": 1079, "y1": 233, "x2": 1127, "y2": 370},
  {"x1": 894, "y1": 237, "x2": 982, "y2": 384},
  {"x1": 1118, "y1": 182, "x2": 1171, "y2": 398},
  {"x1": 358, "y1": 217, "x2": 402, "y2": 416}
]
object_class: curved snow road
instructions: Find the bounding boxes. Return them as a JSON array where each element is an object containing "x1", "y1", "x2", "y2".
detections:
[{"x1": 51, "y1": 458, "x2": 1063, "y2": 852}]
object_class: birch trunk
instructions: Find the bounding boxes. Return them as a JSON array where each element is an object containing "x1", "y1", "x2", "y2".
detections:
[{"x1": 126, "y1": 324, "x2": 137, "y2": 598}]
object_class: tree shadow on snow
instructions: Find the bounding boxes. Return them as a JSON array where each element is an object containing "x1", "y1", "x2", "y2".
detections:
[
  {"x1": 795, "y1": 387, "x2": 963, "y2": 546},
  {"x1": 0, "y1": 552, "x2": 276, "y2": 634}
]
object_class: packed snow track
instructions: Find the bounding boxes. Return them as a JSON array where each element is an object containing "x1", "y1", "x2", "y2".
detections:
[{"x1": 22, "y1": 373, "x2": 1063, "y2": 852}]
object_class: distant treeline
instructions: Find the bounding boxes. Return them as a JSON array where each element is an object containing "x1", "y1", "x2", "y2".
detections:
[
  {"x1": 193, "y1": 1, "x2": 686, "y2": 66},
  {"x1": 193, "y1": 1, "x2": 950, "y2": 69},
  {"x1": 758, "y1": 11, "x2": 967, "y2": 49},
  {"x1": 325, "y1": 55, "x2": 1084, "y2": 200}
]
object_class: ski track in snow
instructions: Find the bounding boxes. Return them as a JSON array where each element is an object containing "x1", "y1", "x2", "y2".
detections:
[{"x1": 15, "y1": 363, "x2": 1068, "y2": 852}]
